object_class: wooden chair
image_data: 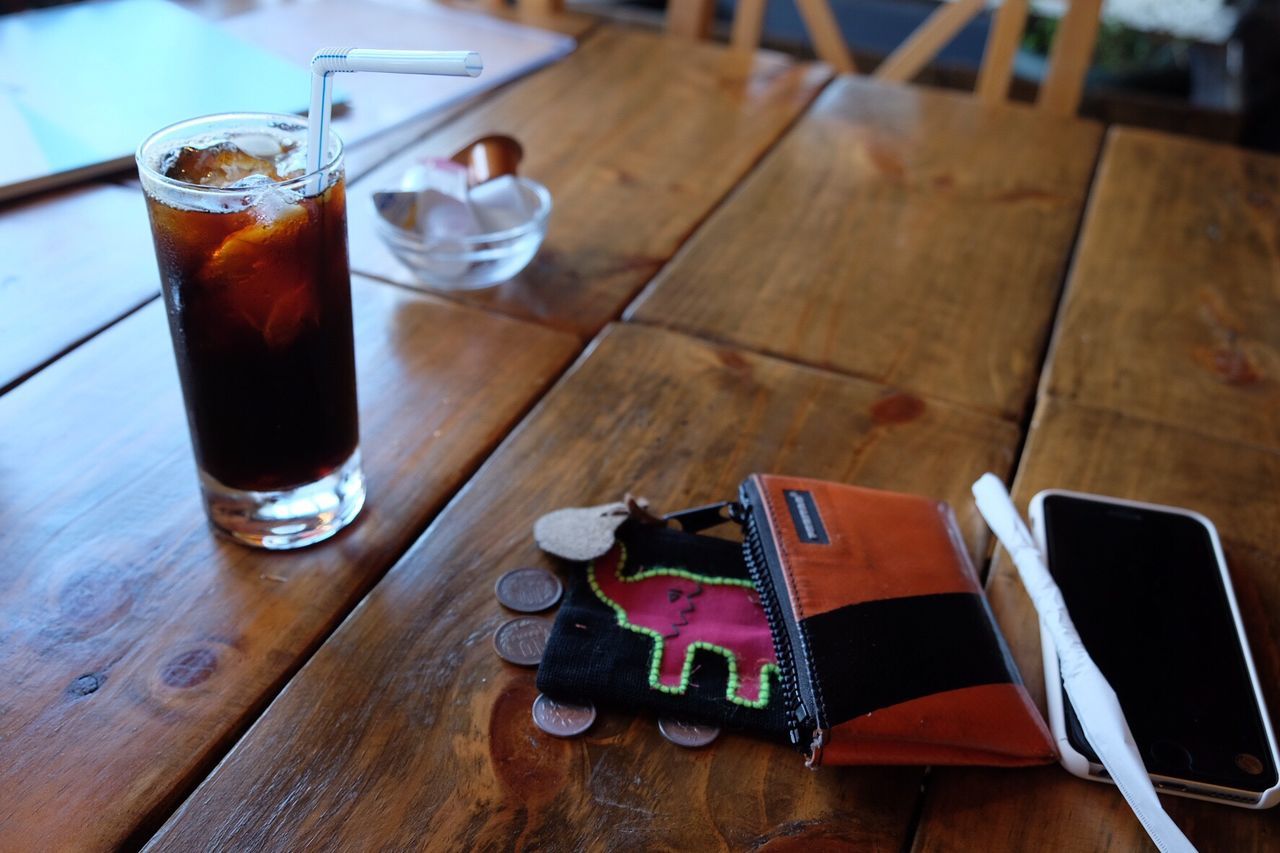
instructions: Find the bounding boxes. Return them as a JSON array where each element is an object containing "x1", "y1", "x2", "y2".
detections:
[{"x1": 690, "y1": 0, "x2": 1103, "y2": 117}]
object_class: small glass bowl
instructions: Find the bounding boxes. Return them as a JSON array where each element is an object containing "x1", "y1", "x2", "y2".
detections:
[{"x1": 373, "y1": 178, "x2": 551, "y2": 291}]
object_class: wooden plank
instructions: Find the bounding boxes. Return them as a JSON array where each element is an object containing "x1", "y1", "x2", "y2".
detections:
[
  {"x1": 344, "y1": 96, "x2": 500, "y2": 184},
  {"x1": 460, "y1": 0, "x2": 593, "y2": 35},
  {"x1": 173, "y1": 0, "x2": 598, "y2": 183},
  {"x1": 518, "y1": 0, "x2": 567, "y2": 17},
  {"x1": 873, "y1": 0, "x2": 985, "y2": 84},
  {"x1": 913, "y1": 398, "x2": 1280, "y2": 853},
  {"x1": 0, "y1": 75, "x2": 564, "y2": 396},
  {"x1": 146, "y1": 323, "x2": 1022, "y2": 851},
  {"x1": 974, "y1": 0, "x2": 1029, "y2": 105},
  {"x1": 338, "y1": 3, "x2": 597, "y2": 187},
  {"x1": 346, "y1": 26, "x2": 832, "y2": 336},
  {"x1": 0, "y1": 278, "x2": 578, "y2": 850},
  {"x1": 1044, "y1": 128, "x2": 1280, "y2": 450},
  {"x1": 0, "y1": 183, "x2": 159, "y2": 394},
  {"x1": 177, "y1": 0, "x2": 596, "y2": 36},
  {"x1": 629, "y1": 76, "x2": 1102, "y2": 419},
  {"x1": 1037, "y1": 0, "x2": 1101, "y2": 116}
]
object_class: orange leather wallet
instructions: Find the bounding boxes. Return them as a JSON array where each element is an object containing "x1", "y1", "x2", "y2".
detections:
[{"x1": 736, "y1": 474, "x2": 1055, "y2": 767}]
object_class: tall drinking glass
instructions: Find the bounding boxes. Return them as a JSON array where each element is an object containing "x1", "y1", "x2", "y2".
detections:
[{"x1": 137, "y1": 113, "x2": 364, "y2": 549}]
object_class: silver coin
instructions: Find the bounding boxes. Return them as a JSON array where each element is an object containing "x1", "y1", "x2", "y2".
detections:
[
  {"x1": 531, "y1": 693, "x2": 596, "y2": 737},
  {"x1": 495, "y1": 567, "x2": 563, "y2": 613},
  {"x1": 492, "y1": 616, "x2": 552, "y2": 666},
  {"x1": 658, "y1": 718, "x2": 721, "y2": 748}
]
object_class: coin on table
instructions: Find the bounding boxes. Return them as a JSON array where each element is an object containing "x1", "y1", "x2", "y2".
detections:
[
  {"x1": 531, "y1": 693, "x2": 597, "y2": 737},
  {"x1": 494, "y1": 567, "x2": 563, "y2": 613},
  {"x1": 658, "y1": 718, "x2": 721, "y2": 748},
  {"x1": 492, "y1": 615, "x2": 552, "y2": 667}
]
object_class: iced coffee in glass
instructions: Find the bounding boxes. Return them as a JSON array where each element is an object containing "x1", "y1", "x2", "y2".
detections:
[{"x1": 137, "y1": 113, "x2": 363, "y2": 549}]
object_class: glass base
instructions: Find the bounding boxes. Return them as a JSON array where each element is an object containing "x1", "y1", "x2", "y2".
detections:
[{"x1": 201, "y1": 450, "x2": 365, "y2": 550}]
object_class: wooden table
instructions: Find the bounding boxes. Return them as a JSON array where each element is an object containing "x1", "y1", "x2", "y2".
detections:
[
  {"x1": 628, "y1": 76, "x2": 1101, "y2": 420},
  {"x1": 1, "y1": 4, "x2": 1276, "y2": 851},
  {"x1": 914, "y1": 128, "x2": 1280, "y2": 853}
]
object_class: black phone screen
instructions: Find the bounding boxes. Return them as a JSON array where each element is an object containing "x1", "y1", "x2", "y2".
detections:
[{"x1": 1043, "y1": 494, "x2": 1277, "y2": 793}]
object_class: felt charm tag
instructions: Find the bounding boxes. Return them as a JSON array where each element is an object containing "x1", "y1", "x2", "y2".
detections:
[{"x1": 534, "y1": 496, "x2": 660, "y2": 561}]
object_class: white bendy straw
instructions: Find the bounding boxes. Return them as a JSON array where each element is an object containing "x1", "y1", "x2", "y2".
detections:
[
  {"x1": 971, "y1": 474, "x2": 1196, "y2": 853},
  {"x1": 306, "y1": 48, "x2": 483, "y2": 192}
]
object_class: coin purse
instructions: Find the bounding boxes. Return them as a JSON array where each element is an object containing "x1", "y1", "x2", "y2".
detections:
[
  {"x1": 536, "y1": 513, "x2": 794, "y2": 739},
  {"x1": 536, "y1": 474, "x2": 1056, "y2": 767}
]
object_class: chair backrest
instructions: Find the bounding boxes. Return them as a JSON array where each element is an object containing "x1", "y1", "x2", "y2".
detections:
[
  {"x1": 515, "y1": 0, "x2": 721, "y2": 41},
  {"x1": 667, "y1": 0, "x2": 717, "y2": 38},
  {"x1": 505, "y1": 0, "x2": 1099, "y2": 116},
  {"x1": 727, "y1": 0, "x2": 1103, "y2": 116}
]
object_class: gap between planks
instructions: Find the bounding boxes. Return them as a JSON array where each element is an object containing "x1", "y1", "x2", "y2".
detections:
[
  {"x1": 0, "y1": 22, "x2": 605, "y2": 402},
  {"x1": 123, "y1": 292, "x2": 584, "y2": 851},
  {"x1": 0, "y1": 292, "x2": 160, "y2": 399},
  {"x1": 897, "y1": 128, "x2": 1106, "y2": 853},
  {"x1": 353, "y1": 41, "x2": 837, "y2": 341}
]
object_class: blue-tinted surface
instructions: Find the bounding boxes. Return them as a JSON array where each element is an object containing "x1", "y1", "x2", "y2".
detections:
[{"x1": 0, "y1": 0, "x2": 318, "y2": 193}]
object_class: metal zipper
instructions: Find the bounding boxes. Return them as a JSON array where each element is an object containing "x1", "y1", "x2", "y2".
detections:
[{"x1": 733, "y1": 484, "x2": 822, "y2": 757}]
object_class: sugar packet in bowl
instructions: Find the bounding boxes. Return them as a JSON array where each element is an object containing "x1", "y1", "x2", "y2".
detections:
[{"x1": 373, "y1": 138, "x2": 550, "y2": 290}]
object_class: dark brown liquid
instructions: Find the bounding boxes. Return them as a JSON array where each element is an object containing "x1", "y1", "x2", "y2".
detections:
[{"x1": 146, "y1": 180, "x2": 358, "y2": 492}]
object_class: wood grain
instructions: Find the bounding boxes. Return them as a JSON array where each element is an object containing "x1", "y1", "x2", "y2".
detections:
[
  {"x1": 448, "y1": 0, "x2": 594, "y2": 35},
  {"x1": 0, "y1": 183, "x2": 159, "y2": 393},
  {"x1": 145, "y1": 323, "x2": 1022, "y2": 851},
  {"x1": 347, "y1": 26, "x2": 832, "y2": 336},
  {"x1": 629, "y1": 76, "x2": 1102, "y2": 419},
  {"x1": 1043, "y1": 128, "x2": 1280, "y2": 450},
  {"x1": 516, "y1": 0, "x2": 566, "y2": 17},
  {"x1": 913, "y1": 398, "x2": 1280, "y2": 853},
  {"x1": 0, "y1": 277, "x2": 577, "y2": 851}
]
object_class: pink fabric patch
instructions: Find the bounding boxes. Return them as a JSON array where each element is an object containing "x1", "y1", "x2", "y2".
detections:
[{"x1": 593, "y1": 546, "x2": 777, "y2": 703}]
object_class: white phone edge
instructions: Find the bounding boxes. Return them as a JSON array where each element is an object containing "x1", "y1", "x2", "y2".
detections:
[{"x1": 1028, "y1": 488, "x2": 1280, "y2": 810}]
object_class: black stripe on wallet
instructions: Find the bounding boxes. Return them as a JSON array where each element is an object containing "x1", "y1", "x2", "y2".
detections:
[{"x1": 801, "y1": 591, "x2": 1018, "y2": 723}]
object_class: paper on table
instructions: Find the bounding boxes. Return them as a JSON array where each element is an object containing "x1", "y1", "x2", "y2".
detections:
[
  {"x1": 374, "y1": 165, "x2": 538, "y2": 239},
  {"x1": 469, "y1": 176, "x2": 538, "y2": 231},
  {"x1": 0, "y1": 0, "x2": 314, "y2": 201},
  {"x1": 971, "y1": 473, "x2": 1197, "y2": 853}
]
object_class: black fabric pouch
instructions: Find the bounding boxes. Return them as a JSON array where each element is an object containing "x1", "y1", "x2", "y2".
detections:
[{"x1": 536, "y1": 520, "x2": 791, "y2": 738}]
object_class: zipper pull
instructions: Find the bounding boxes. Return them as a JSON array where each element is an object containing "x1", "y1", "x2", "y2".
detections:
[
  {"x1": 804, "y1": 728, "x2": 827, "y2": 769},
  {"x1": 664, "y1": 501, "x2": 740, "y2": 533}
]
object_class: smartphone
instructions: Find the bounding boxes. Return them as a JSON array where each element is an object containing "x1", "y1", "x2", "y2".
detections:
[{"x1": 1030, "y1": 489, "x2": 1280, "y2": 808}]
